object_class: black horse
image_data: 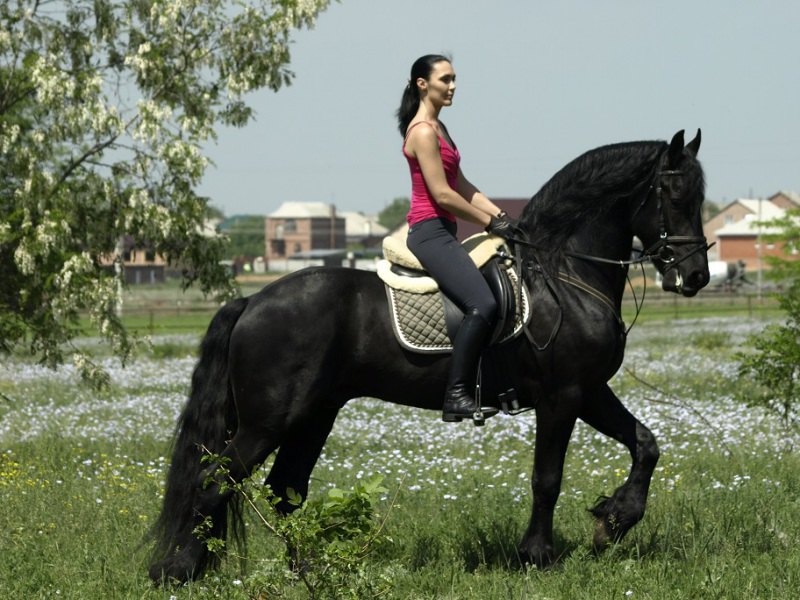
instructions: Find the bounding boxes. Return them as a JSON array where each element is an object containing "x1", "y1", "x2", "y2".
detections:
[{"x1": 149, "y1": 130, "x2": 709, "y2": 582}]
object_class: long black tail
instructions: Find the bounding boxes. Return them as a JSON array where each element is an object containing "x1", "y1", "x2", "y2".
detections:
[{"x1": 148, "y1": 297, "x2": 248, "y2": 576}]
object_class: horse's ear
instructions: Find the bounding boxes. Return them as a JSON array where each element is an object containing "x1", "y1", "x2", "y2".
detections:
[
  {"x1": 686, "y1": 129, "x2": 701, "y2": 157},
  {"x1": 668, "y1": 130, "x2": 685, "y2": 166}
]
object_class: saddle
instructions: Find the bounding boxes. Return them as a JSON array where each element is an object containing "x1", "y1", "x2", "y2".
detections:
[{"x1": 377, "y1": 233, "x2": 531, "y2": 354}]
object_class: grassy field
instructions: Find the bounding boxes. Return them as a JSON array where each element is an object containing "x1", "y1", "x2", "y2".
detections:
[{"x1": 2, "y1": 301, "x2": 799, "y2": 598}]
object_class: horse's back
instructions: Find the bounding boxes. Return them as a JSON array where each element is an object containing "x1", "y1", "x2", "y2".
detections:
[{"x1": 232, "y1": 266, "x2": 383, "y2": 345}]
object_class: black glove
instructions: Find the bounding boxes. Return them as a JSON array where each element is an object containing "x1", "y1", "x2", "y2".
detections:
[{"x1": 485, "y1": 213, "x2": 522, "y2": 240}]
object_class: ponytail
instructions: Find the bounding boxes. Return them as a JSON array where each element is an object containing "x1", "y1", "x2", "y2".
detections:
[{"x1": 395, "y1": 54, "x2": 451, "y2": 137}]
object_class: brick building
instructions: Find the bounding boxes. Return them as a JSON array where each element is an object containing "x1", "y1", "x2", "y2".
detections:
[
  {"x1": 265, "y1": 202, "x2": 345, "y2": 266},
  {"x1": 710, "y1": 194, "x2": 800, "y2": 266}
]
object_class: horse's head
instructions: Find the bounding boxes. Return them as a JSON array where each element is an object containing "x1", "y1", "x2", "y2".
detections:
[{"x1": 635, "y1": 130, "x2": 710, "y2": 297}]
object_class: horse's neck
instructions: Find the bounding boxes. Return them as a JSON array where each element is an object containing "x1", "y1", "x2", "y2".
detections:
[{"x1": 561, "y1": 209, "x2": 635, "y2": 301}]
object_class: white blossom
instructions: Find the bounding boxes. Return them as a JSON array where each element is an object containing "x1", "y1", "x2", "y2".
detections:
[{"x1": 2, "y1": 0, "x2": 331, "y2": 373}]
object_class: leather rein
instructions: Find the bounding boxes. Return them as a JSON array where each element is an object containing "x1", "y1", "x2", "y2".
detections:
[{"x1": 503, "y1": 159, "x2": 713, "y2": 347}]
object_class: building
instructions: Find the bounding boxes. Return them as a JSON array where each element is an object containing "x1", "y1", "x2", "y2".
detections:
[
  {"x1": 265, "y1": 202, "x2": 346, "y2": 267},
  {"x1": 384, "y1": 198, "x2": 529, "y2": 243},
  {"x1": 709, "y1": 194, "x2": 800, "y2": 267},
  {"x1": 704, "y1": 198, "x2": 785, "y2": 262},
  {"x1": 341, "y1": 211, "x2": 389, "y2": 248},
  {"x1": 115, "y1": 236, "x2": 166, "y2": 284},
  {"x1": 767, "y1": 191, "x2": 800, "y2": 211}
]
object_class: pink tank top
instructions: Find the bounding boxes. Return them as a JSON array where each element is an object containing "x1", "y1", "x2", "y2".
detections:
[{"x1": 403, "y1": 122, "x2": 460, "y2": 225}]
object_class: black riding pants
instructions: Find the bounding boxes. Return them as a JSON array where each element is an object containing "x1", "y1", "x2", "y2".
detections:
[{"x1": 406, "y1": 218, "x2": 497, "y2": 323}]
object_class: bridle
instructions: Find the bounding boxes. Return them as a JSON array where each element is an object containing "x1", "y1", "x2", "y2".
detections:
[
  {"x1": 502, "y1": 152, "x2": 713, "y2": 346},
  {"x1": 633, "y1": 165, "x2": 712, "y2": 270},
  {"x1": 510, "y1": 156, "x2": 713, "y2": 269}
]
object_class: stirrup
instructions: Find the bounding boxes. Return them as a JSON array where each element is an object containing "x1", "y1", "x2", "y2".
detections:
[
  {"x1": 498, "y1": 388, "x2": 534, "y2": 416},
  {"x1": 442, "y1": 374, "x2": 499, "y2": 426}
]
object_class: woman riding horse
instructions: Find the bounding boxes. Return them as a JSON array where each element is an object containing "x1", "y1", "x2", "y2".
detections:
[
  {"x1": 398, "y1": 54, "x2": 520, "y2": 423},
  {"x1": 148, "y1": 129, "x2": 709, "y2": 584}
]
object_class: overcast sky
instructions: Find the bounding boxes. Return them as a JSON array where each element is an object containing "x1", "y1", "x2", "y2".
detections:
[{"x1": 197, "y1": 0, "x2": 800, "y2": 217}]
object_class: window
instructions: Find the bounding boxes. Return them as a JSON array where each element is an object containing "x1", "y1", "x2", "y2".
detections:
[{"x1": 271, "y1": 239, "x2": 286, "y2": 257}]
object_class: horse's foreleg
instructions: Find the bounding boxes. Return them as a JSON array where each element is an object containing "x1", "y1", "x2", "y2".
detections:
[
  {"x1": 580, "y1": 383, "x2": 659, "y2": 550},
  {"x1": 519, "y1": 387, "x2": 581, "y2": 568},
  {"x1": 265, "y1": 406, "x2": 340, "y2": 513}
]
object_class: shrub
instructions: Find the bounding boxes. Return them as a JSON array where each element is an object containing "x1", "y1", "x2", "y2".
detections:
[
  {"x1": 737, "y1": 282, "x2": 800, "y2": 432},
  {"x1": 200, "y1": 454, "x2": 393, "y2": 599}
]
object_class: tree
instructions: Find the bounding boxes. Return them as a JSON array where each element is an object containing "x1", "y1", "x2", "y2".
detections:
[
  {"x1": 0, "y1": 0, "x2": 330, "y2": 385},
  {"x1": 761, "y1": 207, "x2": 800, "y2": 281},
  {"x1": 378, "y1": 197, "x2": 409, "y2": 231},
  {"x1": 702, "y1": 199, "x2": 721, "y2": 223},
  {"x1": 737, "y1": 208, "x2": 800, "y2": 433},
  {"x1": 221, "y1": 215, "x2": 266, "y2": 257},
  {"x1": 737, "y1": 280, "x2": 800, "y2": 432}
]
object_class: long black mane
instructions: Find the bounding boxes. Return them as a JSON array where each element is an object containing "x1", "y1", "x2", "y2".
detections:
[{"x1": 520, "y1": 140, "x2": 704, "y2": 251}]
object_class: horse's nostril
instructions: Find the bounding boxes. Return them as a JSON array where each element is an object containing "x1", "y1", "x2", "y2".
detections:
[{"x1": 687, "y1": 271, "x2": 708, "y2": 289}]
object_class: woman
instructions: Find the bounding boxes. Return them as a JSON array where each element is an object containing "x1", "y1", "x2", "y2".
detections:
[{"x1": 397, "y1": 54, "x2": 519, "y2": 423}]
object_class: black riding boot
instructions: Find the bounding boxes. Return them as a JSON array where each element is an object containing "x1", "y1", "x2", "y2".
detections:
[{"x1": 442, "y1": 311, "x2": 496, "y2": 423}]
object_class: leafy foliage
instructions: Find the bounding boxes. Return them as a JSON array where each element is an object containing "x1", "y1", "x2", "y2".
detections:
[
  {"x1": 201, "y1": 453, "x2": 392, "y2": 598},
  {"x1": 220, "y1": 215, "x2": 266, "y2": 258},
  {"x1": 737, "y1": 281, "x2": 800, "y2": 431},
  {"x1": 378, "y1": 197, "x2": 410, "y2": 231},
  {"x1": 0, "y1": 0, "x2": 330, "y2": 384},
  {"x1": 761, "y1": 207, "x2": 800, "y2": 281},
  {"x1": 737, "y1": 208, "x2": 800, "y2": 432}
]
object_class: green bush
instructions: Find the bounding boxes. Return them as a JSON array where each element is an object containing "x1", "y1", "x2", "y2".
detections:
[
  {"x1": 201, "y1": 455, "x2": 393, "y2": 599},
  {"x1": 737, "y1": 281, "x2": 800, "y2": 431}
]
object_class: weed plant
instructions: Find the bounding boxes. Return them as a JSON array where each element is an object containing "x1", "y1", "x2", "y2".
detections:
[{"x1": 1, "y1": 318, "x2": 799, "y2": 598}]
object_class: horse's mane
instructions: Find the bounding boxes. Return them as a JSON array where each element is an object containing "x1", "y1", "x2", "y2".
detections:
[{"x1": 520, "y1": 140, "x2": 703, "y2": 251}]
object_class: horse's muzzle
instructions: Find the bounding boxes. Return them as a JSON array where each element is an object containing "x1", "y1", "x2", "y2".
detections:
[{"x1": 661, "y1": 267, "x2": 709, "y2": 297}]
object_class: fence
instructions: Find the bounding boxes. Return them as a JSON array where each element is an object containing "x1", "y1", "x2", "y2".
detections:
[{"x1": 115, "y1": 284, "x2": 782, "y2": 337}]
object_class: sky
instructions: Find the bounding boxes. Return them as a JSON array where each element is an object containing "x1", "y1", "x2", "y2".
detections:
[{"x1": 198, "y1": 0, "x2": 800, "y2": 217}]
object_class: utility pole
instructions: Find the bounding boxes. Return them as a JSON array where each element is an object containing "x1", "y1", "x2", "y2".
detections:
[{"x1": 756, "y1": 196, "x2": 763, "y2": 303}]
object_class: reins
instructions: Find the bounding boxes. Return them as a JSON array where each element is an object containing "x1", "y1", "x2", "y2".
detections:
[{"x1": 502, "y1": 158, "x2": 713, "y2": 346}]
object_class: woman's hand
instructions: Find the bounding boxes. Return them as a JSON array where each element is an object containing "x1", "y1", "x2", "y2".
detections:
[{"x1": 485, "y1": 213, "x2": 523, "y2": 240}]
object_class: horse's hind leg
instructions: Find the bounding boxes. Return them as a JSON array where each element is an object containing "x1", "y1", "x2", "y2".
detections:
[
  {"x1": 149, "y1": 424, "x2": 281, "y2": 583},
  {"x1": 580, "y1": 383, "x2": 660, "y2": 550},
  {"x1": 265, "y1": 404, "x2": 340, "y2": 513}
]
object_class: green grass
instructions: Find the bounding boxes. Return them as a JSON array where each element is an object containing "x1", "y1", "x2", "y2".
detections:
[{"x1": 2, "y1": 315, "x2": 799, "y2": 598}]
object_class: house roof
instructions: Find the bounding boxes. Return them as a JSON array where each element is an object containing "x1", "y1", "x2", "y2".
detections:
[
  {"x1": 734, "y1": 199, "x2": 785, "y2": 219},
  {"x1": 771, "y1": 191, "x2": 800, "y2": 206},
  {"x1": 340, "y1": 211, "x2": 389, "y2": 237},
  {"x1": 269, "y1": 202, "x2": 337, "y2": 218},
  {"x1": 715, "y1": 212, "x2": 786, "y2": 237}
]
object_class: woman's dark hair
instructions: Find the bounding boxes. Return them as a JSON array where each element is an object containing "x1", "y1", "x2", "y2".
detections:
[{"x1": 396, "y1": 54, "x2": 451, "y2": 136}]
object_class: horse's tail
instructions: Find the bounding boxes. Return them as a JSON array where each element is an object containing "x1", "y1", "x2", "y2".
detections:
[{"x1": 148, "y1": 296, "x2": 248, "y2": 578}]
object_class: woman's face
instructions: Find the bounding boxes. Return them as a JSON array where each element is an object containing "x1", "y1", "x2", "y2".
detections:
[{"x1": 418, "y1": 61, "x2": 456, "y2": 107}]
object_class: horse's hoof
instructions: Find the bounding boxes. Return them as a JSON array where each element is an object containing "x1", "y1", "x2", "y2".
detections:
[
  {"x1": 148, "y1": 557, "x2": 194, "y2": 585},
  {"x1": 592, "y1": 518, "x2": 613, "y2": 552},
  {"x1": 518, "y1": 542, "x2": 555, "y2": 570}
]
